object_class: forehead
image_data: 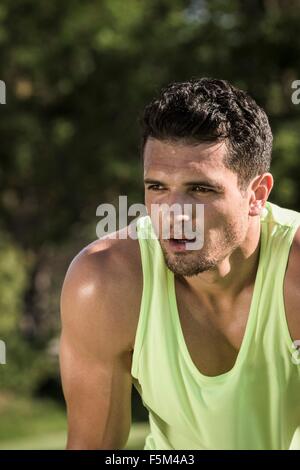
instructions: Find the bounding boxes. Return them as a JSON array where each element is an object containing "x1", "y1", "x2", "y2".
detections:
[{"x1": 143, "y1": 138, "x2": 235, "y2": 183}]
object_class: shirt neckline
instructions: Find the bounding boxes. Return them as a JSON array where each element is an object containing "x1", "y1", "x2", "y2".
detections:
[{"x1": 167, "y1": 222, "x2": 266, "y2": 385}]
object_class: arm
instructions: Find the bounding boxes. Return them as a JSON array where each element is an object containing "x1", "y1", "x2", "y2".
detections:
[{"x1": 59, "y1": 245, "x2": 134, "y2": 450}]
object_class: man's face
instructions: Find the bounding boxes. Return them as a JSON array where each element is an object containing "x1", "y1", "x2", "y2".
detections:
[{"x1": 143, "y1": 138, "x2": 252, "y2": 277}]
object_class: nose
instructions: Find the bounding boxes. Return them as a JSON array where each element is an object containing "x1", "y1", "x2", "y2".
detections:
[
  {"x1": 162, "y1": 191, "x2": 193, "y2": 213},
  {"x1": 174, "y1": 213, "x2": 190, "y2": 222},
  {"x1": 149, "y1": 190, "x2": 198, "y2": 239},
  {"x1": 157, "y1": 201, "x2": 194, "y2": 240}
]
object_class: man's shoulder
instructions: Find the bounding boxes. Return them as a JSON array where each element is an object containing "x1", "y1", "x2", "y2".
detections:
[
  {"x1": 74, "y1": 225, "x2": 142, "y2": 285},
  {"x1": 284, "y1": 225, "x2": 300, "y2": 341},
  {"x1": 61, "y1": 225, "x2": 143, "y2": 352}
]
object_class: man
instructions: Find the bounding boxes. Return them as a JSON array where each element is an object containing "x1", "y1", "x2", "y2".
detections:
[{"x1": 59, "y1": 78, "x2": 300, "y2": 450}]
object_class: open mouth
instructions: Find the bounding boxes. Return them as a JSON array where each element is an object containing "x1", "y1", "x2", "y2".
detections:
[
  {"x1": 167, "y1": 237, "x2": 197, "y2": 250},
  {"x1": 169, "y1": 237, "x2": 196, "y2": 243}
]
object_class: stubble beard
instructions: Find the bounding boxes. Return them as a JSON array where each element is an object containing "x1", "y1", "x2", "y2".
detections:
[
  {"x1": 160, "y1": 243, "x2": 218, "y2": 277},
  {"x1": 159, "y1": 224, "x2": 244, "y2": 277}
]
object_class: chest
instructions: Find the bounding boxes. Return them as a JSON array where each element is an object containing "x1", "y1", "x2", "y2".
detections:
[
  {"x1": 174, "y1": 280, "x2": 256, "y2": 377},
  {"x1": 174, "y1": 269, "x2": 298, "y2": 378}
]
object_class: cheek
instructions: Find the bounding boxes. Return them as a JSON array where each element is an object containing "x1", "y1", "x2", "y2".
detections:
[
  {"x1": 145, "y1": 194, "x2": 153, "y2": 213},
  {"x1": 203, "y1": 199, "x2": 244, "y2": 233},
  {"x1": 202, "y1": 203, "x2": 226, "y2": 228},
  {"x1": 211, "y1": 191, "x2": 247, "y2": 217},
  {"x1": 145, "y1": 193, "x2": 158, "y2": 209}
]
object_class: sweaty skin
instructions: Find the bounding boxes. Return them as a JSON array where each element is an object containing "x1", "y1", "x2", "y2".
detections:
[{"x1": 59, "y1": 139, "x2": 300, "y2": 449}]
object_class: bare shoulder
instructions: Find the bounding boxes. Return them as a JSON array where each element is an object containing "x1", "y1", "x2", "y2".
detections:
[
  {"x1": 60, "y1": 225, "x2": 143, "y2": 354},
  {"x1": 284, "y1": 226, "x2": 300, "y2": 341}
]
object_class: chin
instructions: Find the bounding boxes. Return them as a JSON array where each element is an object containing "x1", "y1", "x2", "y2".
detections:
[{"x1": 164, "y1": 254, "x2": 216, "y2": 277}]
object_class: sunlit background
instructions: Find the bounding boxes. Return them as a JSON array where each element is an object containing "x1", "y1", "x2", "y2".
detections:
[{"x1": 0, "y1": 0, "x2": 300, "y2": 449}]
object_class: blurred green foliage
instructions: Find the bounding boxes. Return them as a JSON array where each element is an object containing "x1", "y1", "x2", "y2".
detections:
[
  {"x1": 0, "y1": 0, "x2": 299, "y2": 411},
  {"x1": 0, "y1": 393, "x2": 149, "y2": 449}
]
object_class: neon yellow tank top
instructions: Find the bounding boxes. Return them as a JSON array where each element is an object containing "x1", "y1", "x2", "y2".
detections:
[{"x1": 131, "y1": 201, "x2": 300, "y2": 450}]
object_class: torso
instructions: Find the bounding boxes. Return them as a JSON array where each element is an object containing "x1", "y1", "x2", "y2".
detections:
[
  {"x1": 177, "y1": 225, "x2": 300, "y2": 377},
  {"x1": 93, "y1": 225, "x2": 300, "y2": 378},
  {"x1": 174, "y1": 226, "x2": 300, "y2": 377}
]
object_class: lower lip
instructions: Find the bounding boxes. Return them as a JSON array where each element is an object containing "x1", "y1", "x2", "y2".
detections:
[{"x1": 167, "y1": 239, "x2": 196, "y2": 252}]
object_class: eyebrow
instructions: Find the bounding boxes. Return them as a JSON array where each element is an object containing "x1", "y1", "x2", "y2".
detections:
[{"x1": 144, "y1": 178, "x2": 225, "y2": 191}]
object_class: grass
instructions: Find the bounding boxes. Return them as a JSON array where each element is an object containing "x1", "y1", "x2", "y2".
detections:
[
  {"x1": 0, "y1": 393, "x2": 149, "y2": 450},
  {"x1": 2, "y1": 394, "x2": 299, "y2": 450}
]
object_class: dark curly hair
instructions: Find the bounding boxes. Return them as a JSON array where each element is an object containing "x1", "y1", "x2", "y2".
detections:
[{"x1": 140, "y1": 78, "x2": 273, "y2": 190}]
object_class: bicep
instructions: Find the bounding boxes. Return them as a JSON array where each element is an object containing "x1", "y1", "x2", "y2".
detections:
[{"x1": 59, "y1": 251, "x2": 133, "y2": 450}]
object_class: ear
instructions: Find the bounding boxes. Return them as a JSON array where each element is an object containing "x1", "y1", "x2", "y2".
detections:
[{"x1": 248, "y1": 173, "x2": 274, "y2": 216}]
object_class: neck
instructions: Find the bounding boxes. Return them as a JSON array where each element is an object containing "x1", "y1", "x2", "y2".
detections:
[{"x1": 179, "y1": 216, "x2": 262, "y2": 304}]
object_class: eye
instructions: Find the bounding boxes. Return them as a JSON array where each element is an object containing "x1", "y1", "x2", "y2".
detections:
[
  {"x1": 147, "y1": 184, "x2": 165, "y2": 191},
  {"x1": 192, "y1": 185, "x2": 213, "y2": 193}
]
